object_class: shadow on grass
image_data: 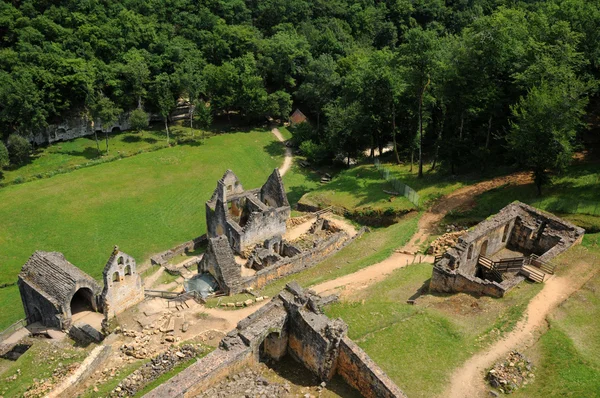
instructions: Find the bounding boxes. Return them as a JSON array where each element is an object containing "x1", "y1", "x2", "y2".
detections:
[
  {"x1": 64, "y1": 147, "x2": 100, "y2": 160},
  {"x1": 122, "y1": 134, "x2": 142, "y2": 143}
]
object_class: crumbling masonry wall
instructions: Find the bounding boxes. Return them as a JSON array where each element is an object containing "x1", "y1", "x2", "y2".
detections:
[
  {"x1": 101, "y1": 247, "x2": 145, "y2": 319},
  {"x1": 430, "y1": 202, "x2": 584, "y2": 297},
  {"x1": 143, "y1": 283, "x2": 406, "y2": 398}
]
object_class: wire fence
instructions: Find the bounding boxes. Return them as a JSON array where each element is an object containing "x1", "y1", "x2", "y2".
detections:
[{"x1": 374, "y1": 159, "x2": 420, "y2": 207}]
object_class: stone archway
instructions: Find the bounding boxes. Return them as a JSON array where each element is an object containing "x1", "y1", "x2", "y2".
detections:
[
  {"x1": 480, "y1": 240, "x2": 489, "y2": 257},
  {"x1": 70, "y1": 287, "x2": 95, "y2": 315}
]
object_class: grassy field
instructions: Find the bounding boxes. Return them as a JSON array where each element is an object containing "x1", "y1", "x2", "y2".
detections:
[
  {"x1": 0, "y1": 128, "x2": 283, "y2": 329},
  {"x1": 444, "y1": 162, "x2": 600, "y2": 230},
  {"x1": 324, "y1": 263, "x2": 542, "y2": 398},
  {"x1": 512, "y1": 233, "x2": 600, "y2": 397},
  {"x1": 0, "y1": 125, "x2": 201, "y2": 186}
]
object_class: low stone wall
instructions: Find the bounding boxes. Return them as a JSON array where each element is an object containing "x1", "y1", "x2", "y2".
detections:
[
  {"x1": 151, "y1": 235, "x2": 207, "y2": 266},
  {"x1": 430, "y1": 265, "x2": 506, "y2": 298},
  {"x1": 337, "y1": 337, "x2": 407, "y2": 398},
  {"x1": 47, "y1": 345, "x2": 112, "y2": 398},
  {"x1": 237, "y1": 227, "x2": 367, "y2": 293},
  {"x1": 143, "y1": 340, "x2": 254, "y2": 398}
]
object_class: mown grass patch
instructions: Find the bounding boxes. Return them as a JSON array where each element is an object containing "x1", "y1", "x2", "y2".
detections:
[
  {"x1": 325, "y1": 263, "x2": 543, "y2": 398},
  {"x1": 0, "y1": 285, "x2": 25, "y2": 330}
]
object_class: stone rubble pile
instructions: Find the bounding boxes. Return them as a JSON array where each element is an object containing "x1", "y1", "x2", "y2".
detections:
[
  {"x1": 24, "y1": 361, "x2": 80, "y2": 397},
  {"x1": 486, "y1": 351, "x2": 535, "y2": 394},
  {"x1": 110, "y1": 344, "x2": 204, "y2": 397},
  {"x1": 196, "y1": 368, "x2": 295, "y2": 398},
  {"x1": 427, "y1": 229, "x2": 467, "y2": 255}
]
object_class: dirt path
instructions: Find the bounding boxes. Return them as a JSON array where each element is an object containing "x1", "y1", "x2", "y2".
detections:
[
  {"x1": 271, "y1": 128, "x2": 292, "y2": 176},
  {"x1": 314, "y1": 171, "x2": 533, "y2": 296},
  {"x1": 445, "y1": 261, "x2": 598, "y2": 398}
]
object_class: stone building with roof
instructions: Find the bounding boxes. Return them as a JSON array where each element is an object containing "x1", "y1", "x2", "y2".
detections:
[
  {"x1": 18, "y1": 251, "x2": 103, "y2": 330},
  {"x1": 17, "y1": 247, "x2": 144, "y2": 331}
]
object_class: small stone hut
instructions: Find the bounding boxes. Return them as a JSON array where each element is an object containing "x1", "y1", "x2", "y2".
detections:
[
  {"x1": 289, "y1": 109, "x2": 308, "y2": 125},
  {"x1": 18, "y1": 251, "x2": 102, "y2": 329}
]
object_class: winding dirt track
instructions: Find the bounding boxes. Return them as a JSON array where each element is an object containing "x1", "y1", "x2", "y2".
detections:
[
  {"x1": 271, "y1": 128, "x2": 292, "y2": 176},
  {"x1": 445, "y1": 263, "x2": 597, "y2": 398}
]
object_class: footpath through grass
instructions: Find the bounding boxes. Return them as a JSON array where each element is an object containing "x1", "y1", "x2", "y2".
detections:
[
  {"x1": 325, "y1": 264, "x2": 542, "y2": 398},
  {"x1": 512, "y1": 233, "x2": 600, "y2": 397},
  {"x1": 206, "y1": 213, "x2": 420, "y2": 308},
  {"x1": 0, "y1": 129, "x2": 283, "y2": 329}
]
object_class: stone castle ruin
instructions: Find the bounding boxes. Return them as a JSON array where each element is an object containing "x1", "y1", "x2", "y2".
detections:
[
  {"x1": 195, "y1": 169, "x2": 364, "y2": 296},
  {"x1": 431, "y1": 202, "x2": 584, "y2": 297},
  {"x1": 145, "y1": 282, "x2": 406, "y2": 398},
  {"x1": 17, "y1": 246, "x2": 144, "y2": 339},
  {"x1": 205, "y1": 169, "x2": 290, "y2": 254}
]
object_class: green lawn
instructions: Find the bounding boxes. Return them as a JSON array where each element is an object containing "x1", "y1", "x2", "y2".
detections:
[
  {"x1": 325, "y1": 264, "x2": 542, "y2": 398},
  {"x1": 0, "y1": 124, "x2": 203, "y2": 186},
  {"x1": 0, "y1": 128, "x2": 284, "y2": 329},
  {"x1": 444, "y1": 162, "x2": 600, "y2": 230}
]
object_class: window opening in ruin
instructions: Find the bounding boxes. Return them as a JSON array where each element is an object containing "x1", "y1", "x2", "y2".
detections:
[
  {"x1": 502, "y1": 224, "x2": 510, "y2": 242},
  {"x1": 118, "y1": 256, "x2": 124, "y2": 265},
  {"x1": 227, "y1": 185, "x2": 233, "y2": 192},
  {"x1": 70, "y1": 288, "x2": 94, "y2": 315},
  {"x1": 467, "y1": 244, "x2": 473, "y2": 260},
  {"x1": 125, "y1": 265, "x2": 132, "y2": 276},
  {"x1": 113, "y1": 271, "x2": 120, "y2": 282},
  {"x1": 480, "y1": 240, "x2": 489, "y2": 256},
  {"x1": 259, "y1": 332, "x2": 285, "y2": 363},
  {"x1": 273, "y1": 242, "x2": 280, "y2": 254}
]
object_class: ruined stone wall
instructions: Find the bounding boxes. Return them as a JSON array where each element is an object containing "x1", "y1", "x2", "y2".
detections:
[
  {"x1": 237, "y1": 228, "x2": 365, "y2": 293},
  {"x1": 429, "y1": 265, "x2": 507, "y2": 298},
  {"x1": 461, "y1": 220, "x2": 516, "y2": 276},
  {"x1": 150, "y1": 235, "x2": 207, "y2": 266},
  {"x1": 337, "y1": 337, "x2": 407, "y2": 398},
  {"x1": 28, "y1": 113, "x2": 132, "y2": 146},
  {"x1": 238, "y1": 207, "x2": 289, "y2": 251},
  {"x1": 101, "y1": 251, "x2": 144, "y2": 319},
  {"x1": 17, "y1": 280, "x2": 62, "y2": 328},
  {"x1": 143, "y1": 342, "x2": 255, "y2": 398}
]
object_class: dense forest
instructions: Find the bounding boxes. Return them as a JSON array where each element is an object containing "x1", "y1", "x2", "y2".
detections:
[{"x1": 0, "y1": 0, "x2": 599, "y2": 192}]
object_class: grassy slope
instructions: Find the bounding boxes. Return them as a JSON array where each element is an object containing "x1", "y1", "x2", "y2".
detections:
[
  {"x1": 512, "y1": 233, "x2": 600, "y2": 397},
  {"x1": 444, "y1": 162, "x2": 600, "y2": 230},
  {"x1": 300, "y1": 160, "x2": 475, "y2": 213},
  {"x1": 0, "y1": 129, "x2": 282, "y2": 328},
  {"x1": 324, "y1": 264, "x2": 542, "y2": 398}
]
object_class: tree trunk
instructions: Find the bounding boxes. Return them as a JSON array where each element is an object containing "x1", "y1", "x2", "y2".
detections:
[
  {"x1": 95, "y1": 131, "x2": 101, "y2": 157},
  {"x1": 485, "y1": 115, "x2": 492, "y2": 149},
  {"x1": 347, "y1": 152, "x2": 350, "y2": 167},
  {"x1": 430, "y1": 106, "x2": 445, "y2": 171},
  {"x1": 410, "y1": 149, "x2": 414, "y2": 172},
  {"x1": 392, "y1": 104, "x2": 400, "y2": 164},
  {"x1": 164, "y1": 118, "x2": 170, "y2": 145},
  {"x1": 417, "y1": 77, "x2": 431, "y2": 178},
  {"x1": 190, "y1": 107, "x2": 195, "y2": 138},
  {"x1": 105, "y1": 131, "x2": 109, "y2": 154},
  {"x1": 459, "y1": 112, "x2": 465, "y2": 140},
  {"x1": 317, "y1": 112, "x2": 320, "y2": 133},
  {"x1": 138, "y1": 96, "x2": 142, "y2": 109}
]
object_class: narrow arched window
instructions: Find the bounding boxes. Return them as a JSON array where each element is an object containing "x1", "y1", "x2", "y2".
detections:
[
  {"x1": 124, "y1": 265, "x2": 132, "y2": 276},
  {"x1": 467, "y1": 244, "x2": 473, "y2": 260},
  {"x1": 113, "y1": 271, "x2": 120, "y2": 282},
  {"x1": 118, "y1": 256, "x2": 124, "y2": 265},
  {"x1": 502, "y1": 224, "x2": 510, "y2": 242}
]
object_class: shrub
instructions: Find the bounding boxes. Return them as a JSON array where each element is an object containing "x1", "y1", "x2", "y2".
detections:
[
  {"x1": 7, "y1": 134, "x2": 31, "y2": 165},
  {"x1": 129, "y1": 108, "x2": 149, "y2": 132},
  {"x1": 299, "y1": 140, "x2": 329, "y2": 164},
  {"x1": 0, "y1": 141, "x2": 8, "y2": 168}
]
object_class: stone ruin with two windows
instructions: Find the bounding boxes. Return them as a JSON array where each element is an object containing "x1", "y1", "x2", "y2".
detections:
[{"x1": 430, "y1": 201, "x2": 585, "y2": 297}]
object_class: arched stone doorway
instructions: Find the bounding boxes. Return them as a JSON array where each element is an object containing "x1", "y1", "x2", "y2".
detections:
[
  {"x1": 70, "y1": 287, "x2": 95, "y2": 315},
  {"x1": 480, "y1": 240, "x2": 489, "y2": 257}
]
